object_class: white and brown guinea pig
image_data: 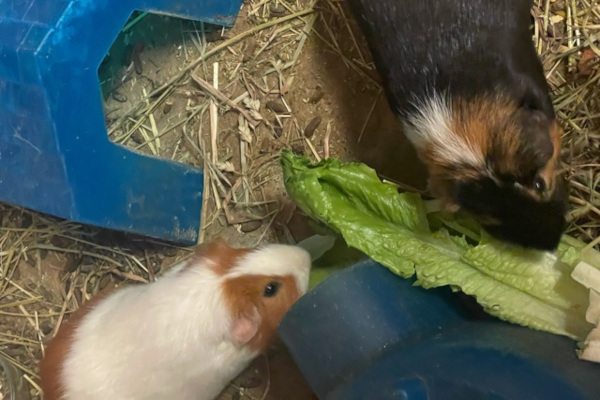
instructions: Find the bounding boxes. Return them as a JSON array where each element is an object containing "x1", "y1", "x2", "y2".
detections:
[
  {"x1": 346, "y1": 0, "x2": 568, "y2": 250},
  {"x1": 38, "y1": 239, "x2": 311, "y2": 400}
]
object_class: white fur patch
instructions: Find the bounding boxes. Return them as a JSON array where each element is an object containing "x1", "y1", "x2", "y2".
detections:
[
  {"x1": 403, "y1": 93, "x2": 485, "y2": 169},
  {"x1": 225, "y1": 244, "x2": 311, "y2": 295},
  {"x1": 61, "y1": 261, "x2": 253, "y2": 400}
]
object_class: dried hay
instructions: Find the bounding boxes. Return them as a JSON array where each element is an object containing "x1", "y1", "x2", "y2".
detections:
[
  {"x1": 533, "y1": 0, "x2": 600, "y2": 244},
  {"x1": 0, "y1": 0, "x2": 599, "y2": 399}
]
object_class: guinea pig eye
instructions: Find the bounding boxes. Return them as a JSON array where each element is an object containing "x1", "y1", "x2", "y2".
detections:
[
  {"x1": 263, "y1": 281, "x2": 280, "y2": 297},
  {"x1": 533, "y1": 176, "x2": 546, "y2": 193}
]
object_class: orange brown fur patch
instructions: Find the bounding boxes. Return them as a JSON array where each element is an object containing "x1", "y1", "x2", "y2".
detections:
[
  {"x1": 422, "y1": 93, "x2": 562, "y2": 208},
  {"x1": 452, "y1": 94, "x2": 522, "y2": 177},
  {"x1": 39, "y1": 285, "x2": 119, "y2": 400},
  {"x1": 184, "y1": 239, "x2": 252, "y2": 276},
  {"x1": 531, "y1": 120, "x2": 563, "y2": 200},
  {"x1": 421, "y1": 94, "x2": 520, "y2": 207},
  {"x1": 222, "y1": 275, "x2": 300, "y2": 353}
]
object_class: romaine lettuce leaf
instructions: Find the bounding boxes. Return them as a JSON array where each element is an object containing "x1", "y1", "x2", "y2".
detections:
[{"x1": 281, "y1": 149, "x2": 597, "y2": 341}]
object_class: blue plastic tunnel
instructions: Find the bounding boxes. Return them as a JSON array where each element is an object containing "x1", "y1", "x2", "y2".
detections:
[
  {"x1": 0, "y1": 0, "x2": 242, "y2": 244},
  {"x1": 279, "y1": 259, "x2": 600, "y2": 400}
]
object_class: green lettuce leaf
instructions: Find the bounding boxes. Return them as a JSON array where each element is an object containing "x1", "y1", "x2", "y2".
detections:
[{"x1": 281, "y1": 149, "x2": 598, "y2": 340}]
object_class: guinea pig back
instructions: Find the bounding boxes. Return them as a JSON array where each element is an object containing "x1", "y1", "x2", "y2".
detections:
[
  {"x1": 346, "y1": 0, "x2": 568, "y2": 250},
  {"x1": 38, "y1": 239, "x2": 311, "y2": 400}
]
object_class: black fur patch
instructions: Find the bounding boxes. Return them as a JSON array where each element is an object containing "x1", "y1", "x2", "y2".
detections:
[
  {"x1": 454, "y1": 177, "x2": 568, "y2": 250},
  {"x1": 345, "y1": 0, "x2": 554, "y2": 118}
]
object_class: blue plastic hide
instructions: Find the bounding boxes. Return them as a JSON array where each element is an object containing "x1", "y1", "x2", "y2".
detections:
[{"x1": 0, "y1": 0, "x2": 242, "y2": 244}]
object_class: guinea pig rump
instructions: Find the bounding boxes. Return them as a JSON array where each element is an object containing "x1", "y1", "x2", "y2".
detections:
[{"x1": 38, "y1": 287, "x2": 117, "y2": 400}]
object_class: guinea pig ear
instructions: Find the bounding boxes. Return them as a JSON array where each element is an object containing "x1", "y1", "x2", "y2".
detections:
[
  {"x1": 517, "y1": 108, "x2": 555, "y2": 169},
  {"x1": 230, "y1": 307, "x2": 261, "y2": 346},
  {"x1": 192, "y1": 239, "x2": 252, "y2": 275},
  {"x1": 193, "y1": 238, "x2": 229, "y2": 258},
  {"x1": 427, "y1": 173, "x2": 462, "y2": 213}
]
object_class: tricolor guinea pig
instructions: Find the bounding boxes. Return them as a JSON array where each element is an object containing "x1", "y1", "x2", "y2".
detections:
[
  {"x1": 39, "y1": 239, "x2": 311, "y2": 400},
  {"x1": 347, "y1": 0, "x2": 568, "y2": 250}
]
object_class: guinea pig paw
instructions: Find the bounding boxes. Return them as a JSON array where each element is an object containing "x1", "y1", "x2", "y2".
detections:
[{"x1": 442, "y1": 199, "x2": 460, "y2": 213}]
